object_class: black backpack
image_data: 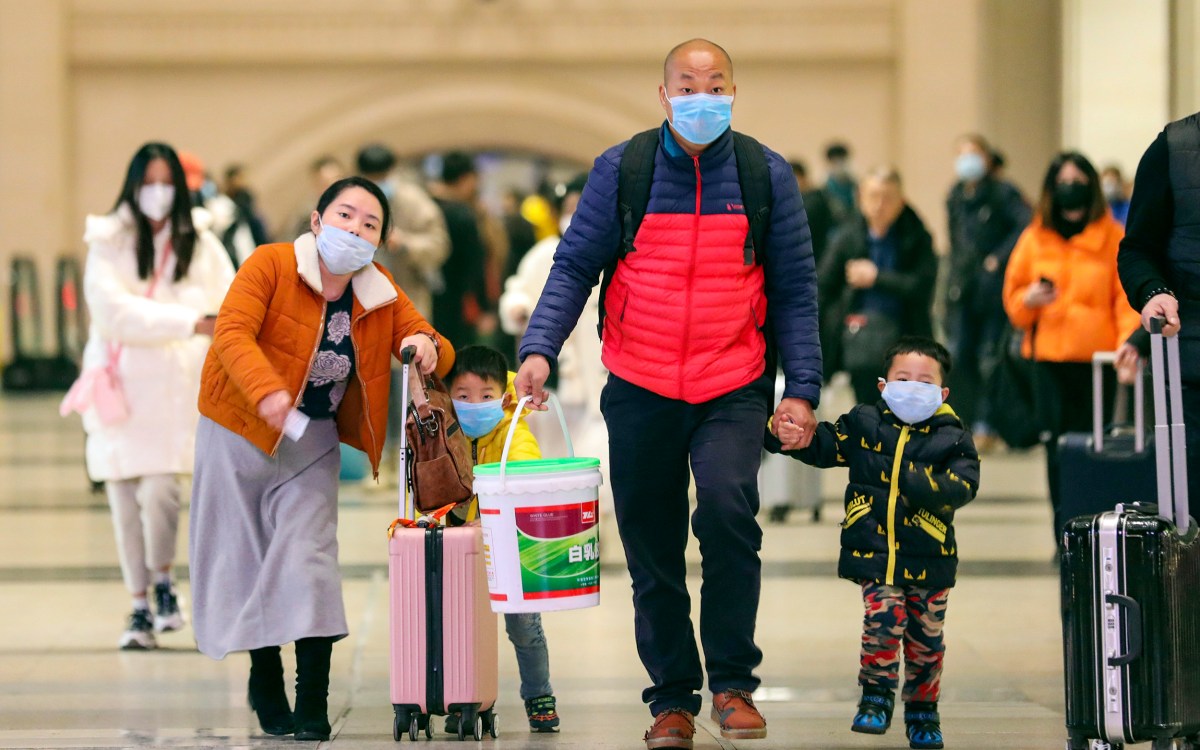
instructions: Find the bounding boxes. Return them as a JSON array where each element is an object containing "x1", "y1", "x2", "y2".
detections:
[{"x1": 596, "y1": 128, "x2": 776, "y2": 370}]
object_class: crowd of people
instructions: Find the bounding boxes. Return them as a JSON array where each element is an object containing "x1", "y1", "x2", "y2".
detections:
[{"x1": 61, "y1": 35, "x2": 1195, "y2": 750}]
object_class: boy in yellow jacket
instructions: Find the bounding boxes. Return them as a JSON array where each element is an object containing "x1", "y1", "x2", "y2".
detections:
[{"x1": 446, "y1": 345, "x2": 559, "y2": 733}]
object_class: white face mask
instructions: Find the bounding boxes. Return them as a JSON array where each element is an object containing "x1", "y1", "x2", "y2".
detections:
[
  {"x1": 315, "y1": 217, "x2": 378, "y2": 275},
  {"x1": 137, "y1": 183, "x2": 175, "y2": 222},
  {"x1": 880, "y1": 379, "x2": 944, "y2": 425}
]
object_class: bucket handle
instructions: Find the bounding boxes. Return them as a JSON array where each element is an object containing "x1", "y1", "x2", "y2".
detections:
[{"x1": 500, "y1": 393, "x2": 573, "y2": 484}]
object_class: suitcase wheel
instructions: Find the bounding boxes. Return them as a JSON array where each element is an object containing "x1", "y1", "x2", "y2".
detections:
[
  {"x1": 409, "y1": 714, "x2": 420, "y2": 742},
  {"x1": 424, "y1": 717, "x2": 433, "y2": 740},
  {"x1": 483, "y1": 709, "x2": 498, "y2": 739},
  {"x1": 393, "y1": 710, "x2": 405, "y2": 742},
  {"x1": 472, "y1": 713, "x2": 484, "y2": 741}
]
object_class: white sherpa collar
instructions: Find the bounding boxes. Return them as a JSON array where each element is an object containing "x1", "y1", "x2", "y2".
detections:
[{"x1": 293, "y1": 232, "x2": 398, "y2": 311}]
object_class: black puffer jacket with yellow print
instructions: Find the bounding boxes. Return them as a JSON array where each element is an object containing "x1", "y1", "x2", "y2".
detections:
[{"x1": 766, "y1": 401, "x2": 980, "y2": 589}]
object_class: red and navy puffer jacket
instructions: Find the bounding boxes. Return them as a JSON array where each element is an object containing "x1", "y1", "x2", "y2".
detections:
[{"x1": 519, "y1": 124, "x2": 822, "y2": 406}]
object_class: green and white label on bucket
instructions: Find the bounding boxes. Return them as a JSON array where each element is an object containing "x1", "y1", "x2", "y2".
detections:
[{"x1": 514, "y1": 500, "x2": 599, "y2": 599}]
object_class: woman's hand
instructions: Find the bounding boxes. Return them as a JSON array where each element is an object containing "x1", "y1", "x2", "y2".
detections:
[
  {"x1": 1022, "y1": 281, "x2": 1058, "y2": 309},
  {"x1": 257, "y1": 390, "x2": 292, "y2": 431},
  {"x1": 845, "y1": 259, "x2": 879, "y2": 289},
  {"x1": 401, "y1": 334, "x2": 439, "y2": 375},
  {"x1": 194, "y1": 315, "x2": 217, "y2": 337},
  {"x1": 1115, "y1": 343, "x2": 1141, "y2": 386}
]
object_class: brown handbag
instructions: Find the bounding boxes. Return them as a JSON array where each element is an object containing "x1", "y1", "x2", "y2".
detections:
[{"x1": 404, "y1": 366, "x2": 475, "y2": 512}]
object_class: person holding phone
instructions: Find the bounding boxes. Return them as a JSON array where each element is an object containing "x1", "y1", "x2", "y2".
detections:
[
  {"x1": 1001, "y1": 151, "x2": 1141, "y2": 539},
  {"x1": 187, "y1": 176, "x2": 453, "y2": 741}
]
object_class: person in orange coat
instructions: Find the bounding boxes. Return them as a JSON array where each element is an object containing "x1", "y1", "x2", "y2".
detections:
[
  {"x1": 1002, "y1": 151, "x2": 1140, "y2": 539},
  {"x1": 188, "y1": 176, "x2": 454, "y2": 741}
]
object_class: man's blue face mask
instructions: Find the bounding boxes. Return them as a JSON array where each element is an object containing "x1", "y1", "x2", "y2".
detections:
[{"x1": 667, "y1": 93, "x2": 734, "y2": 146}]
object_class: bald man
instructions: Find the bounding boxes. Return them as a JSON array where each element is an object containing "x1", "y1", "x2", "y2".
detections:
[{"x1": 515, "y1": 39, "x2": 821, "y2": 748}]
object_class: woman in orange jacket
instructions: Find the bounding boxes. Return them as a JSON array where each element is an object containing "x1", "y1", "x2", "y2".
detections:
[
  {"x1": 188, "y1": 176, "x2": 455, "y2": 741},
  {"x1": 1002, "y1": 151, "x2": 1140, "y2": 540}
]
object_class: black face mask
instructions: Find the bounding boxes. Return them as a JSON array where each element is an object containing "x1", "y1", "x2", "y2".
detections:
[{"x1": 1055, "y1": 182, "x2": 1091, "y2": 212}]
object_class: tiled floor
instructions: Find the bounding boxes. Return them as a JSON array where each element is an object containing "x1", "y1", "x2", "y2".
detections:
[{"x1": 0, "y1": 391, "x2": 1072, "y2": 748}]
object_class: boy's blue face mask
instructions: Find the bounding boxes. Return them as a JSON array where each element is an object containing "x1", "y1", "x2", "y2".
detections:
[
  {"x1": 454, "y1": 399, "x2": 505, "y2": 439},
  {"x1": 880, "y1": 379, "x2": 944, "y2": 425}
]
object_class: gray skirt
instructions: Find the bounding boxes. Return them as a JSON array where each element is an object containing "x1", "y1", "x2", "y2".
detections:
[{"x1": 189, "y1": 415, "x2": 348, "y2": 659}]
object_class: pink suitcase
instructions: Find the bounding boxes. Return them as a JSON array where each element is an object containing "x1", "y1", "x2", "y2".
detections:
[{"x1": 389, "y1": 348, "x2": 498, "y2": 742}]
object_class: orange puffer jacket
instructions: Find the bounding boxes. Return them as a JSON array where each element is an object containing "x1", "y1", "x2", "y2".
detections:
[
  {"x1": 198, "y1": 234, "x2": 454, "y2": 476},
  {"x1": 1002, "y1": 215, "x2": 1140, "y2": 362}
]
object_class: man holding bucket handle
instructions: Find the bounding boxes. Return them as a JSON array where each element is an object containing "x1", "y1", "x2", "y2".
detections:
[{"x1": 514, "y1": 38, "x2": 822, "y2": 749}]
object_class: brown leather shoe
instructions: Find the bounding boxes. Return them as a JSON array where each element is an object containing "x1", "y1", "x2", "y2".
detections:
[
  {"x1": 711, "y1": 689, "x2": 767, "y2": 739},
  {"x1": 644, "y1": 707, "x2": 695, "y2": 749}
]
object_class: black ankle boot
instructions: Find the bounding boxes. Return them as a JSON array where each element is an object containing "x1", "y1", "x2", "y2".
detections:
[
  {"x1": 248, "y1": 646, "x2": 294, "y2": 736},
  {"x1": 294, "y1": 637, "x2": 333, "y2": 741}
]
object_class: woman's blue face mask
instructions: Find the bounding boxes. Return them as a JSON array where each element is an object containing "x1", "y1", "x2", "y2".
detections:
[
  {"x1": 315, "y1": 217, "x2": 377, "y2": 275},
  {"x1": 454, "y1": 399, "x2": 506, "y2": 439}
]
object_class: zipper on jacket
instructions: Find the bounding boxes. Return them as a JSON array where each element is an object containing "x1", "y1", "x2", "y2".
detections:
[
  {"x1": 345, "y1": 296, "x2": 396, "y2": 478},
  {"x1": 348, "y1": 319, "x2": 379, "y2": 478},
  {"x1": 679, "y1": 154, "x2": 703, "y2": 394},
  {"x1": 271, "y1": 299, "x2": 327, "y2": 455},
  {"x1": 884, "y1": 425, "x2": 912, "y2": 586}
]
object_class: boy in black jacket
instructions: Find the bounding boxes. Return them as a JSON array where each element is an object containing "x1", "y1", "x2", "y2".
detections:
[{"x1": 767, "y1": 337, "x2": 980, "y2": 750}]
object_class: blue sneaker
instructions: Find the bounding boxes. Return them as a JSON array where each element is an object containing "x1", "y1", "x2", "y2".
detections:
[
  {"x1": 851, "y1": 687, "x2": 894, "y2": 734},
  {"x1": 905, "y1": 701, "x2": 943, "y2": 749}
]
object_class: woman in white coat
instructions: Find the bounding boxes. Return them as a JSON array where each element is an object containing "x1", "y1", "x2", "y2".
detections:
[{"x1": 79, "y1": 142, "x2": 234, "y2": 649}]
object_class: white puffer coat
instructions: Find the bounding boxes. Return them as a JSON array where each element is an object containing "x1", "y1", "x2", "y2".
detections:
[{"x1": 80, "y1": 203, "x2": 235, "y2": 481}]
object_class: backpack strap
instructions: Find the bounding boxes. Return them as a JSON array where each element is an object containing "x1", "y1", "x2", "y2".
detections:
[
  {"x1": 732, "y1": 131, "x2": 772, "y2": 265},
  {"x1": 597, "y1": 128, "x2": 659, "y2": 339},
  {"x1": 731, "y1": 131, "x2": 777, "y2": 375}
]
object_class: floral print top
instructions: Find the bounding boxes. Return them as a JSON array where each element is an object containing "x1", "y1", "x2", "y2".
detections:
[{"x1": 298, "y1": 286, "x2": 356, "y2": 419}]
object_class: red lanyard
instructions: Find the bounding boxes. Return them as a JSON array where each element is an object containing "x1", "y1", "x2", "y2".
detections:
[{"x1": 107, "y1": 238, "x2": 173, "y2": 366}]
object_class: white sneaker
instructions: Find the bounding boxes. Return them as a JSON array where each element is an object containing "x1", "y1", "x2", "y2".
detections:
[
  {"x1": 119, "y1": 609, "x2": 157, "y2": 650},
  {"x1": 153, "y1": 582, "x2": 185, "y2": 633}
]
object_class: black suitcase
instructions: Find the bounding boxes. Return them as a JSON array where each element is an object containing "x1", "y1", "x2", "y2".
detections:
[
  {"x1": 1061, "y1": 320, "x2": 1200, "y2": 750},
  {"x1": 1057, "y1": 352, "x2": 1156, "y2": 538}
]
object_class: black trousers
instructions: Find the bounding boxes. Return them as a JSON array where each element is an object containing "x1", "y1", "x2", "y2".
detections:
[
  {"x1": 1040, "y1": 362, "x2": 1110, "y2": 541},
  {"x1": 601, "y1": 373, "x2": 772, "y2": 716}
]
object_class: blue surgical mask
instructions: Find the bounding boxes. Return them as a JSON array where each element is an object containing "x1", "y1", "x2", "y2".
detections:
[
  {"x1": 880, "y1": 380, "x2": 944, "y2": 425},
  {"x1": 454, "y1": 399, "x2": 505, "y2": 439},
  {"x1": 315, "y1": 218, "x2": 377, "y2": 275},
  {"x1": 667, "y1": 93, "x2": 733, "y2": 146},
  {"x1": 955, "y1": 153, "x2": 987, "y2": 183}
]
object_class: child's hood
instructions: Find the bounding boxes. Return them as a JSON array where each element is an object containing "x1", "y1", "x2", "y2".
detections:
[{"x1": 880, "y1": 401, "x2": 963, "y2": 429}]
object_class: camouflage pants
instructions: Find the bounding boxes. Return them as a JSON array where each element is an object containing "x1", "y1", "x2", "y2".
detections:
[{"x1": 858, "y1": 582, "x2": 949, "y2": 702}]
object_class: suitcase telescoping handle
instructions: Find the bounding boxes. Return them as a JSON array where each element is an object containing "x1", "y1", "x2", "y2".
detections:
[
  {"x1": 498, "y1": 394, "x2": 573, "y2": 487},
  {"x1": 399, "y1": 345, "x2": 417, "y2": 521},
  {"x1": 1090, "y1": 351, "x2": 1145, "y2": 454},
  {"x1": 1149, "y1": 317, "x2": 1191, "y2": 534}
]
